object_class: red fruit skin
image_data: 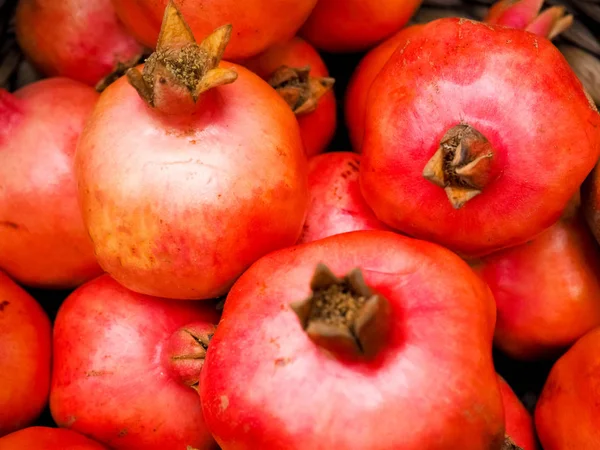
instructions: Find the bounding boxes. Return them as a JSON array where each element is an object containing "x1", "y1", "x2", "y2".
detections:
[
  {"x1": 50, "y1": 275, "x2": 220, "y2": 450},
  {"x1": 15, "y1": 0, "x2": 143, "y2": 87},
  {"x1": 360, "y1": 18, "x2": 600, "y2": 257},
  {"x1": 345, "y1": 26, "x2": 423, "y2": 153},
  {"x1": 0, "y1": 271, "x2": 52, "y2": 437},
  {"x1": 299, "y1": 0, "x2": 423, "y2": 53},
  {"x1": 474, "y1": 214, "x2": 600, "y2": 360},
  {"x1": 535, "y1": 327, "x2": 600, "y2": 449},
  {"x1": 0, "y1": 78, "x2": 102, "y2": 289},
  {"x1": 110, "y1": 0, "x2": 318, "y2": 60},
  {"x1": 243, "y1": 37, "x2": 337, "y2": 157},
  {"x1": 200, "y1": 230, "x2": 504, "y2": 449},
  {"x1": 297, "y1": 152, "x2": 391, "y2": 244},
  {"x1": 76, "y1": 63, "x2": 308, "y2": 300},
  {"x1": 497, "y1": 376, "x2": 539, "y2": 450},
  {"x1": 0, "y1": 427, "x2": 107, "y2": 450}
]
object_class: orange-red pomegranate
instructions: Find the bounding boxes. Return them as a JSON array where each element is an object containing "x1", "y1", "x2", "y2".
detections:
[
  {"x1": 0, "y1": 427, "x2": 107, "y2": 450},
  {"x1": 0, "y1": 78, "x2": 102, "y2": 289},
  {"x1": 243, "y1": 37, "x2": 336, "y2": 157},
  {"x1": 498, "y1": 376, "x2": 538, "y2": 449},
  {"x1": 0, "y1": 271, "x2": 52, "y2": 437},
  {"x1": 360, "y1": 18, "x2": 600, "y2": 257}
]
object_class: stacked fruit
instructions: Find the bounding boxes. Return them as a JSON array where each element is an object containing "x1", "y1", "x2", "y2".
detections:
[{"x1": 1, "y1": 0, "x2": 599, "y2": 449}]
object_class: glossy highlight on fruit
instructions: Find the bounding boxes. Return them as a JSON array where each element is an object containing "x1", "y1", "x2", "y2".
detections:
[
  {"x1": 76, "y1": 3, "x2": 309, "y2": 299},
  {"x1": 201, "y1": 230, "x2": 504, "y2": 449},
  {"x1": 360, "y1": 18, "x2": 600, "y2": 257},
  {"x1": 0, "y1": 271, "x2": 52, "y2": 437},
  {"x1": 0, "y1": 78, "x2": 102, "y2": 289}
]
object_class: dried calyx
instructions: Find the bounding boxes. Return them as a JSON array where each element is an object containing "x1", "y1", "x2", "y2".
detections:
[
  {"x1": 167, "y1": 325, "x2": 216, "y2": 391},
  {"x1": 126, "y1": 0, "x2": 237, "y2": 114},
  {"x1": 502, "y1": 435, "x2": 524, "y2": 450},
  {"x1": 423, "y1": 124, "x2": 495, "y2": 209},
  {"x1": 95, "y1": 52, "x2": 148, "y2": 93},
  {"x1": 290, "y1": 263, "x2": 391, "y2": 359},
  {"x1": 268, "y1": 66, "x2": 335, "y2": 116}
]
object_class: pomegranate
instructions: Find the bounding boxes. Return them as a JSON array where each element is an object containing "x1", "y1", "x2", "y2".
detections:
[
  {"x1": 0, "y1": 427, "x2": 107, "y2": 450},
  {"x1": 346, "y1": 0, "x2": 573, "y2": 153},
  {"x1": 299, "y1": 0, "x2": 422, "y2": 53},
  {"x1": 15, "y1": 0, "x2": 144, "y2": 87},
  {"x1": 75, "y1": 3, "x2": 309, "y2": 299},
  {"x1": 534, "y1": 326, "x2": 600, "y2": 449},
  {"x1": 50, "y1": 274, "x2": 220, "y2": 450},
  {"x1": 0, "y1": 78, "x2": 102, "y2": 289},
  {"x1": 498, "y1": 375, "x2": 538, "y2": 450},
  {"x1": 200, "y1": 230, "x2": 504, "y2": 449},
  {"x1": 243, "y1": 37, "x2": 336, "y2": 157},
  {"x1": 472, "y1": 212, "x2": 600, "y2": 360},
  {"x1": 110, "y1": 0, "x2": 318, "y2": 60},
  {"x1": 360, "y1": 18, "x2": 600, "y2": 257},
  {"x1": 0, "y1": 271, "x2": 52, "y2": 437},
  {"x1": 298, "y1": 152, "x2": 391, "y2": 244}
]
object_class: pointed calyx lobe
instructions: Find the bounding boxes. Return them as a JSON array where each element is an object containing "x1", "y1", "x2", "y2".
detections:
[
  {"x1": 290, "y1": 263, "x2": 391, "y2": 360},
  {"x1": 502, "y1": 435, "x2": 524, "y2": 450},
  {"x1": 268, "y1": 66, "x2": 335, "y2": 116},
  {"x1": 485, "y1": 0, "x2": 572, "y2": 39},
  {"x1": 423, "y1": 124, "x2": 496, "y2": 209},
  {"x1": 126, "y1": 0, "x2": 237, "y2": 114}
]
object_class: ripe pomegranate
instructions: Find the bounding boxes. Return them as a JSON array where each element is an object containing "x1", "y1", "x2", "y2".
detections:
[
  {"x1": 535, "y1": 327, "x2": 600, "y2": 449},
  {"x1": 243, "y1": 37, "x2": 336, "y2": 157},
  {"x1": 299, "y1": 0, "x2": 422, "y2": 53},
  {"x1": 0, "y1": 427, "x2": 107, "y2": 450},
  {"x1": 76, "y1": 3, "x2": 309, "y2": 299},
  {"x1": 200, "y1": 230, "x2": 504, "y2": 449},
  {"x1": 360, "y1": 18, "x2": 600, "y2": 257},
  {"x1": 50, "y1": 275, "x2": 220, "y2": 450},
  {"x1": 298, "y1": 152, "x2": 391, "y2": 244},
  {"x1": 0, "y1": 271, "x2": 52, "y2": 437},
  {"x1": 472, "y1": 213, "x2": 600, "y2": 360},
  {"x1": 498, "y1": 376, "x2": 538, "y2": 450},
  {"x1": 346, "y1": 0, "x2": 573, "y2": 154},
  {"x1": 15, "y1": 0, "x2": 144, "y2": 87},
  {"x1": 0, "y1": 78, "x2": 102, "y2": 289},
  {"x1": 111, "y1": 0, "x2": 318, "y2": 60}
]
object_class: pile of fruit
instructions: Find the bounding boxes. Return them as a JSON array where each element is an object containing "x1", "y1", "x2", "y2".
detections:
[{"x1": 1, "y1": 0, "x2": 600, "y2": 448}]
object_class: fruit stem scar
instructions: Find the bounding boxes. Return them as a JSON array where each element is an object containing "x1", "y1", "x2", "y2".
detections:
[
  {"x1": 502, "y1": 435, "x2": 524, "y2": 450},
  {"x1": 290, "y1": 263, "x2": 391, "y2": 359},
  {"x1": 423, "y1": 124, "x2": 496, "y2": 209}
]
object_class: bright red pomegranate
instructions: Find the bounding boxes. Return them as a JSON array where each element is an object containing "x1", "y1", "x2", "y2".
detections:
[
  {"x1": 360, "y1": 18, "x2": 600, "y2": 257},
  {"x1": 0, "y1": 271, "x2": 52, "y2": 437},
  {"x1": 243, "y1": 37, "x2": 336, "y2": 157},
  {"x1": 15, "y1": 0, "x2": 143, "y2": 87},
  {"x1": 0, "y1": 427, "x2": 107, "y2": 450},
  {"x1": 75, "y1": 3, "x2": 308, "y2": 300},
  {"x1": 497, "y1": 375, "x2": 538, "y2": 450},
  {"x1": 299, "y1": 0, "x2": 422, "y2": 53},
  {"x1": 0, "y1": 78, "x2": 102, "y2": 289},
  {"x1": 50, "y1": 275, "x2": 220, "y2": 450},
  {"x1": 534, "y1": 326, "x2": 600, "y2": 449},
  {"x1": 200, "y1": 230, "x2": 504, "y2": 449},
  {"x1": 473, "y1": 212, "x2": 600, "y2": 360},
  {"x1": 111, "y1": 0, "x2": 318, "y2": 60},
  {"x1": 346, "y1": 0, "x2": 572, "y2": 154},
  {"x1": 298, "y1": 152, "x2": 391, "y2": 244}
]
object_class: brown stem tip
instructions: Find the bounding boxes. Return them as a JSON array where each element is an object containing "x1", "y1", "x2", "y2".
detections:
[
  {"x1": 423, "y1": 124, "x2": 495, "y2": 209},
  {"x1": 268, "y1": 66, "x2": 335, "y2": 116},
  {"x1": 502, "y1": 435, "x2": 524, "y2": 450},
  {"x1": 290, "y1": 263, "x2": 391, "y2": 359},
  {"x1": 126, "y1": 0, "x2": 237, "y2": 114}
]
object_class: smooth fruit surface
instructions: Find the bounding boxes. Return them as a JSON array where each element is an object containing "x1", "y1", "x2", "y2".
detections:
[
  {"x1": 201, "y1": 230, "x2": 504, "y2": 449},
  {"x1": 0, "y1": 427, "x2": 107, "y2": 450},
  {"x1": 535, "y1": 327, "x2": 600, "y2": 449},
  {"x1": 360, "y1": 18, "x2": 600, "y2": 257},
  {"x1": 0, "y1": 78, "x2": 102, "y2": 289},
  {"x1": 111, "y1": 0, "x2": 318, "y2": 60},
  {"x1": 498, "y1": 376, "x2": 538, "y2": 449},
  {"x1": 0, "y1": 271, "x2": 52, "y2": 437},
  {"x1": 50, "y1": 275, "x2": 219, "y2": 450}
]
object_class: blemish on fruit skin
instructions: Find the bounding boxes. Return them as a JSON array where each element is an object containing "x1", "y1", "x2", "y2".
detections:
[
  {"x1": 118, "y1": 428, "x2": 128, "y2": 437},
  {"x1": 274, "y1": 357, "x2": 292, "y2": 367},
  {"x1": 0, "y1": 300, "x2": 9, "y2": 311},
  {"x1": 65, "y1": 415, "x2": 77, "y2": 427},
  {"x1": 220, "y1": 395, "x2": 229, "y2": 411},
  {"x1": 0, "y1": 221, "x2": 21, "y2": 230}
]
